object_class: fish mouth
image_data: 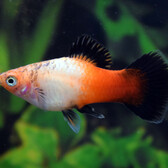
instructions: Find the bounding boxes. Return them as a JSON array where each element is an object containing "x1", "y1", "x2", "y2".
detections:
[{"x1": 0, "y1": 74, "x2": 2, "y2": 85}]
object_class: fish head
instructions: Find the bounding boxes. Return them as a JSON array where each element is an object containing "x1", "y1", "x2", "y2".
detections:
[{"x1": 0, "y1": 68, "x2": 31, "y2": 97}]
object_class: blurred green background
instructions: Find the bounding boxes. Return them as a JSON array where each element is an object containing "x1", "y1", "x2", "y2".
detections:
[{"x1": 0, "y1": 0, "x2": 168, "y2": 167}]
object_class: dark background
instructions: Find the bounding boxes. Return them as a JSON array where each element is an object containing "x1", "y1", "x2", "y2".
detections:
[{"x1": 0, "y1": 0, "x2": 168, "y2": 167}]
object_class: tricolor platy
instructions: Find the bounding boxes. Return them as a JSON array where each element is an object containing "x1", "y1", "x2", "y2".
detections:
[{"x1": 0, "y1": 35, "x2": 168, "y2": 133}]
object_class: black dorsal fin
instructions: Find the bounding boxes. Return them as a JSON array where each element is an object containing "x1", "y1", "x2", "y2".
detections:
[{"x1": 69, "y1": 35, "x2": 112, "y2": 69}]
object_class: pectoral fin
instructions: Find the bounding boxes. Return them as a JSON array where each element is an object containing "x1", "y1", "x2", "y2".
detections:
[{"x1": 62, "y1": 110, "x2": 81, "y2": 133}]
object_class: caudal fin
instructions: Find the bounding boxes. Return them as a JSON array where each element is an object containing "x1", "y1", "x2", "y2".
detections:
[{"x1": 125, "y1": 51, "x2": 168, "y2": 123}]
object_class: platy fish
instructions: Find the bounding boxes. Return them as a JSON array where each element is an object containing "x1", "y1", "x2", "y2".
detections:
[{"x1": 0, "y1": 35, "x2": 168, "y2": 133}]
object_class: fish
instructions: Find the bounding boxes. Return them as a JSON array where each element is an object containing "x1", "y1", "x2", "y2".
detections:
[{"x1": 0, "y1": 35, "x2": 168, "y2": 133}]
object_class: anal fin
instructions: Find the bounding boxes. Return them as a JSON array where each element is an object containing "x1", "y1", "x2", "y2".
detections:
[
  {"x1": 62, "y1": 110, "x2": 81, "y2": 133},
  {"x1": 78, "y1": 105, "x2": 105, "y2": 119}
]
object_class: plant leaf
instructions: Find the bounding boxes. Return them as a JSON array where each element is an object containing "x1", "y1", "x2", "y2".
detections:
[
  {"x1": 56, "y1": 144, "x2": 104, "y2": 168},
  {"x1": 0, "y1": 121, "x2": 59, "y2": 168},
  {"x1": 23, "y1": 0, "x2": 64, "y2": 64}
]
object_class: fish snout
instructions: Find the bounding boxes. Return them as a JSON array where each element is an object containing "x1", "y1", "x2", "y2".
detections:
[{"x1": 0, "y1": 74, "x2": 3, "y2": 85}]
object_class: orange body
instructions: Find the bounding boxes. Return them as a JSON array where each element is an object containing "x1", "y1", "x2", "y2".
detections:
[
  {"x1": 77, "y1": 61, "x2": 144, "y2": 108},
  {"x1": 0, "y1": 57, "x2": 144, "y2": 112}
]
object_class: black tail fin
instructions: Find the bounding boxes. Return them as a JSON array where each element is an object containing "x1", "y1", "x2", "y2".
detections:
[{"x1": 125, "y1": 51, "x2": 168, "y2": 123}]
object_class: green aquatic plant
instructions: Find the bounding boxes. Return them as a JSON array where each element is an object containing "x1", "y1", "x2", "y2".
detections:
[
  {"x1": 0, "y1": 0, "x2": 65, "y2": 154},
  {"x1": 1, "y1": 123, "x2": 168, "y2": 168},
  {"x1": 0, "y1": 0, "x2": 168, "y2": 168},
  {"x1": 94, "y1": 0, "x2": 156, "y2": 53}
]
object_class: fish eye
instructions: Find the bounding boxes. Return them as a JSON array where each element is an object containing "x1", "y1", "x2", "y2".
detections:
[{"x1": 6, "y1": 76, "x2": 17, "y2": 86}]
